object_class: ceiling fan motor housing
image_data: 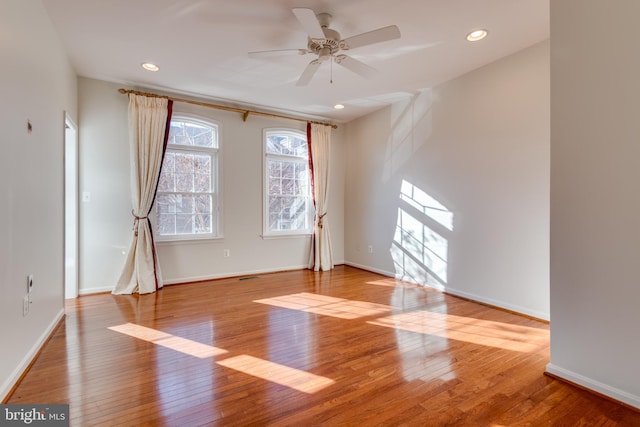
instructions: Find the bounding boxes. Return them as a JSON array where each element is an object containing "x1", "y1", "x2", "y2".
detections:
[{"x1": 308, "y1": 26, "x2": 343, "y2": 60}]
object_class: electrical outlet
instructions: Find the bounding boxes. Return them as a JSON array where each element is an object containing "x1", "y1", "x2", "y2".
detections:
[
  {"x1": 23, "y1": 295, "x2": 29, "y2": 316},
  {"x1": 223, "y1": 249, "x2": 230, "y2": 258}
]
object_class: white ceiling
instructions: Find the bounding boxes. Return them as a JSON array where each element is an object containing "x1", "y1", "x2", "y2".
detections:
[{"x1": 42, "y1": 0, "x2": 549, "y2": 123}]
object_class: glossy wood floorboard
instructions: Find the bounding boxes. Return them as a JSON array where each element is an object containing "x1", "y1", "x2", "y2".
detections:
[{"x1": 8, "y1": 266, "x2": 639, "y2": 426}]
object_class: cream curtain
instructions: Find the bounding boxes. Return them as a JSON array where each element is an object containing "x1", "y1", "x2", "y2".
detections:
[
  {"x1": 113, "y1": 95, "x2": 172, "y2": 295},
  {"x1": 308, "y1": 123, "x2": 334, "y2": 271}
]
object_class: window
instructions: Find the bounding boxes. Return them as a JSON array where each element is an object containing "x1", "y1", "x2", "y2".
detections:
[
  {"x1": 264, "y1": 129, "x2": 313, "y2": 236},
  {"x1": 154, "y1": 116, "x2": 220, "y2": 240}
]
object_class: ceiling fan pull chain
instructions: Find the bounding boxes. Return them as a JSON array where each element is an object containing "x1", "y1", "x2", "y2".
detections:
[{"x1": 330, "y1": 56, "x2": 334, "y2": 84}]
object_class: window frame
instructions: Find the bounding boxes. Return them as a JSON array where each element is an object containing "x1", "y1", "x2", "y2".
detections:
[
  {"x1": 262, "y1": 128, "x2": 314, "y2": 238},
  {"x1": 153, "y1": 113, "x2": 222, "y2": 242}
]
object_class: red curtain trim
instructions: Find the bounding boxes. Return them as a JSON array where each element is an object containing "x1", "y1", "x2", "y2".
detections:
[
  {"x1": 150, "y1": 99, "x2": 173, "y2": 290},
  {"x1": 307, "y1": 122, "x2": 316, "y2": 205},
  {"x1": 307, "y1": 122, "x2": 317, "y2": 270}
]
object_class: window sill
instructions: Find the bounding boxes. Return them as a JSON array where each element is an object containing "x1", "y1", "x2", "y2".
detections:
[
  {"x1": 261, "y1": 233, "x2": 312, "y2": 240},
  {"x1": 156, "y1": 236, "x2": 224, "y2": 246}
]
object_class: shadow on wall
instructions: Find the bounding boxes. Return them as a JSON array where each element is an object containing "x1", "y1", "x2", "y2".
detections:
[
  {"x1": 391, "y1": 180, "x2": 453, "y2": 291},
  {"x1": 378, "y1": 89, "x2": 453, "y2": 289},
  {"x1": 382, "y1": 89, "x2": 433, "y2": 183}
]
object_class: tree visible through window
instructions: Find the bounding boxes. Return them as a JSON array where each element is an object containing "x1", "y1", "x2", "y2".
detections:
[
  {"x1": 264, "y1": 129, "x2": 312, "y2": 236},
  {"x1": 155, "y1": 117, "x2": 220, "y2": 240}
]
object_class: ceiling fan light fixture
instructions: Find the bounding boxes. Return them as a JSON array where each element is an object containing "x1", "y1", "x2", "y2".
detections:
[
  {"x1": 318, "y1": 46, "x2": 332, "y2": 61},
  {"x1": 141, "y1": 62, "x2": 160, "y2": 72},
  {"x1": 466, "y1": 29, "x2": 488, "y2": 42}
]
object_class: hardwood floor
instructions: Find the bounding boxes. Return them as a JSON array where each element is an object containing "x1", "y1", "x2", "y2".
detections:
[{"x1": 7, "y1": 266, "x2": 639, "y2": 426}]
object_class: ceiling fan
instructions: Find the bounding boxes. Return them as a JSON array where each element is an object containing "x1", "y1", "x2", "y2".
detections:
[{"x1": 248, "y1": 8, "x2": 401, "y2": 86}]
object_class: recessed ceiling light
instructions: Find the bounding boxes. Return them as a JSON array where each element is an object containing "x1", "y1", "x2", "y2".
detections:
[
  {"x1": 334, "y1": 104, "x2": 345, "y2": 110},
  {"x1": 141, "y1": 62, "x2": 160, "y2": 72},
  {"x1": 466, "y1": 29, "x2": 488, "y2": 42}
]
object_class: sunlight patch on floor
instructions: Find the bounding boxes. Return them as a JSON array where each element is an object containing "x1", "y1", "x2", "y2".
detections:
[
  {"x1": 108, "y1": 323, "x2": 228, "y2": 358},
  {"x1": 255, "y1": 292, "x2": 394, "y2": 319},
  {"x1": 217, "y1": 355, "x2": 335, "y2": 393},
  {"x1": 367, "y1": 278, "x2": 420, "y2": 288},
  {"x1": 368, "y1": 311, "x2": 548, "y2": 353}
]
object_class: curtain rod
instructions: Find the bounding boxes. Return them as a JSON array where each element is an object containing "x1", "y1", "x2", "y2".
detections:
[{"x1": 118, "y1": 88, "x2": 337, "y2": 129}]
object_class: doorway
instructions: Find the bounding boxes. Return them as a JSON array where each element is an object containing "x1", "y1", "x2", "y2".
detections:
[{"x1": 64, "y1": 115, "x2": 78, "y2": 299}]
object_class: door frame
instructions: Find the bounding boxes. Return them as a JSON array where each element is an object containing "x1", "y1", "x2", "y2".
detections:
[{"x1": 64, "y1": 113, "x2": 79, "y2": 299}]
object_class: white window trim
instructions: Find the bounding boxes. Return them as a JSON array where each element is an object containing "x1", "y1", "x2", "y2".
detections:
[
  {"x1": 153, "y1": 113, "x2": 223, "y2": 242},
  {"x1": 262, "y1": 128, "x2": 314, "y2": 238}
]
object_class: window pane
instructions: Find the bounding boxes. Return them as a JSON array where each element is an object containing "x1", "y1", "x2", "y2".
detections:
[
  {"x1": 291, "y1": 135, "x2": 308, "y2": 157},
  {"x1": 193, "y1": 128, "x2": 213, "y2": 147},
  {"x1": 156, "y1": 194, "x2": 177, "y2": 213},
  {"x1": 157, "y1": 173, "x2": 174, "y2": 193},
  {"x1": 265, "y1": 131, "x2": 310, "y2": 234},
  {"x1": 282, "y1": 179, "x2": 295, "y2": 195},
  {"x1": 268, "y1": 160, "x2": 281, "y2": 178},
  {"x1": 169, "y1": 120, "x2": 217, "y2": 148},
  {"x1": 269, "y1": 160, "x2": 308, "y2": 196},
  {"x1": 266, "y1": 133, "x2": 308, "y2": 158},
  {"x1": 266, "y1": 135, "x2": 283, "y2": 154},
  {"x1": 194, "y1": 174, "x2": 210, "y2": 193},
  {"x1": 175, "y1": 153, "x2": 194, "y2": 173},
  {"x1": 286, "y1": 196, "x2": 308, "y2": 231},
  {"x1": 176, "y1": 214, "x2": 194, "y2": 234},
  {"x1": 157, "y1": 213, "x2": 176, "y2": 235},
  {"x1": 194, "y1": 214, "x2": 211, "y2": 233},
  {"x1": 294, "y1": 179, "x2": 306, "y2": 195},
  {"x1": 269, "y1": 201, "x2": 284, "y2": 229},
  {"x1": 282, "y1": 162, "x2": 295, "y2": 179},
  {"x1": 157, "y1": 118, "x2": 219, "y2": 239},
  {"x1": 194, "y1": 155, "x2": 211, "y2": 175},
  {"x1": 195, "y1": 195, "x2": 211, "y2": 214},
  {"x1": 269, "y1": 211, "x2": 281, "y2": 230},
  {"x1": 269, "y1": 176, "x2": 282, "y2": 195},
  {"x1": 194, "y1": 155, "x2": 212, "y2": 193},
  {"x1": 175, "y1": 174, "x2": 193, "y2": 192},
  {"x1": 162, "y1": 152, "x2": 175, "y2": 172},
  {"x1": 175, "y1": 195, "x2": 193, "y2": 213},
  {"x1": 268, "y1": 195, "x2": 308, "y2": 231},
  {"x1": 295, "y1": 162, "x2": 308, "y2": 179}
]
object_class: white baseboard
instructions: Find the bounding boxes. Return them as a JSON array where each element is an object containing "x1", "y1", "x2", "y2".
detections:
[
  {"x1": 77, "y1": 262, "x2": 350, "y2": 295},
  {"x1": 443, "y1": 287, "x2": 549, "y2": 321},
  {"x1": 79, "y1": 286, "x2": 113, "y2": 295},
  {"x1": 546, "y1": 363, "x2": 640, "y2": 410},
  {"x1": 344, "y1": 261, "x2": 396, "y2": 278},
  {"x1": 162, "y1": 264, "x2": 310, "y2": 285},
  {"x1": 1, "y1": 308, "x2": 65, "y2": 402},
  {"x1": 344, "y1": 261, "x2": 550, "y2": 321}
]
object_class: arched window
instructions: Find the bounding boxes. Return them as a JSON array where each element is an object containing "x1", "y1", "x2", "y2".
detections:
[
  {"x1": 155, "y1": 115, "x2": 221, "y2": 240},
  {"x1": 263, "y1": 129, "x2": 312, "y2": 236}
]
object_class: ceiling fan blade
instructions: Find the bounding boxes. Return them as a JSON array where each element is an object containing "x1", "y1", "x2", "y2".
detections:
[
  {"x1": 334, "y1": 55, "x2": 377, "y2": 78},
  {"x1": 292, "y1": 8, "x2": 325, "y2": 40},
  {"x1": 296, "y1": 60, "x2": 322, "y2": 86},
  {"x1": 342, "y1": 25, "x2": 401, "y2": 50},
  {"x1": 248, "y1": 49, "x2": 309, "y2": 58}
]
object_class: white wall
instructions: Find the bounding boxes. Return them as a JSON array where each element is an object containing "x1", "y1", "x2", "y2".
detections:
[
  {"x1": 345, "y1": 40, "x2": 550, "y2": 319},
  {"x1": 78, "y1": 79, "x2": 131, "y2": 293},
  {"x1": 78, "y1": 78, "x2": 344, "y2": 293},
  {"x1": 548, "y1": 0, "x2": 640, "y2": 409},
  {"x1": 0, "y1": 0, "x2": 77, "y2": 400}
]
